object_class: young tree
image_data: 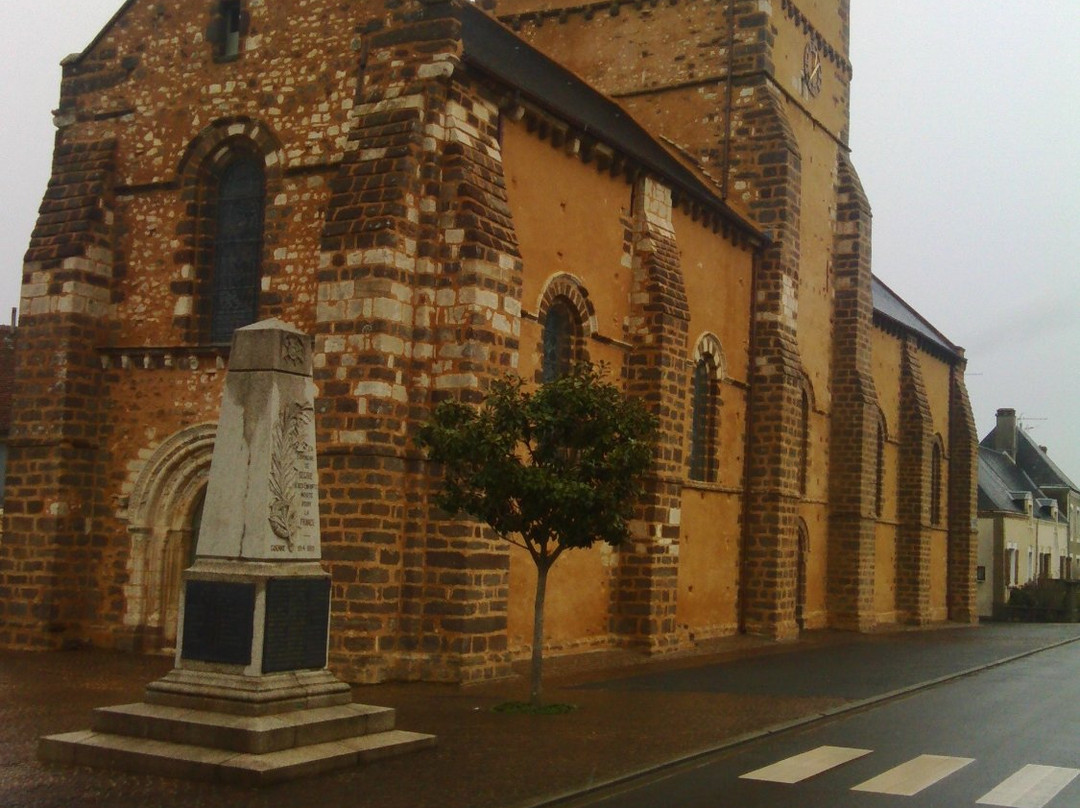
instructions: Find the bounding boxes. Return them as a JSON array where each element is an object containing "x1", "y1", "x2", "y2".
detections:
[{"x1": 416, "y1": 364, "x2": 657, "y2": 706}]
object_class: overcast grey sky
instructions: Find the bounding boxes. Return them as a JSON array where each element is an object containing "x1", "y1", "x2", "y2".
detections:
[{"x1": 2, "y1": 1, "x2": 1078, "y2": 477}]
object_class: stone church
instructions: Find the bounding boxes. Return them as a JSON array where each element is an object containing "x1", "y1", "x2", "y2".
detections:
[{"x1": 0, "y1": 0, "x2": 978, "y2": 684}]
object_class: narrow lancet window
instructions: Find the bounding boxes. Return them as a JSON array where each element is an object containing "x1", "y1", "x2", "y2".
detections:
[{"x1": 210, "y1": 154, "x2": 264, "y2": 343}]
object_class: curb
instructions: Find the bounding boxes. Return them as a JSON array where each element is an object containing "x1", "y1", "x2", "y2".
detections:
[{"x1": 518, "y1": 632, "x2": 1080, "y2": 808}]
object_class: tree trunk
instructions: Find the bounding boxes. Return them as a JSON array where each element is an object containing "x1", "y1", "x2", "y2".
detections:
[{"x1": 530, "y1": 560, "x2": 550, "y2": 707}]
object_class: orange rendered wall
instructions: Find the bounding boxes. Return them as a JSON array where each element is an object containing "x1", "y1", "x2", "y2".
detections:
[
  {"x1": 500, "y1": 117, "x2": 758, "y2": 654},
  {"x1": 673, "y1": 205, "x2": 754, "y2": 639},
  {"x1": 500, "y1": 120, "x2": 634, "y2": 655},
  {"x1": 678, "y1": 491, "x2": 741, "y2": 639},
  {"x1": 874, "y1": 522, "x2": 898, "y2": 624}
]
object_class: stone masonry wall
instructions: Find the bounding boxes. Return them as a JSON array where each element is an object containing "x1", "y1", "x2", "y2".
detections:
[
  {"x1": 1, "y1": 0, "x2": 977, "y2": 676},
  {"x1": 897, "y1": 337, "x2": 933, "y2": 624},
  {"x1": 825, "y1": 153, "x2": 877, "y2": 630},
  {"x1": 613, "y1": 177, "x2": 689, "y2": 652},
  {"x1": 947, "y1": 366, "x2": 978, "y2": 623},
  {"x1": 0, "y1": 136, "x2": 116, "y2": 648},
  {"x1": 315, "y1": 3, "x2": 520, "y2": 683},
  {"x1": 0, "y1": 0, "x2": 382, "y2": 653},
  {"x1": 734, "y1": 84, "x2": 806, "y2": 640}
]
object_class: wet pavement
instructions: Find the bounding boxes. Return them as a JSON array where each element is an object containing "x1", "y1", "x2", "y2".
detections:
[{"x1": 3, "y1": 623, "x2": 1078, "y2": 808}]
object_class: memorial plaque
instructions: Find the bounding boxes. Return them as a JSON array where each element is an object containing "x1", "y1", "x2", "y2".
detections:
[
  {"x1": 181, "y1": 580, "x2": 255, "y2": 665},
  {"x1": 262, "y1": 577, "x2": 331, "y2": 673}
]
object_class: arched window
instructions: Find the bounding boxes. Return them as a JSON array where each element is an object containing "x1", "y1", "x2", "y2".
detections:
[
  {"x1": 688, "y1": 335, "x2": 725, "y2": 484},
  {"x1": 930, "y1": 439, "x2": 943, "y2": 525},
  {"x1": 209, "y1": 153, "x2": 265, "y2": 343},
  {"x1": 688, "y1": 357, "x2": 715, "y2": 482},
  {"x1": 541, "y1": 296, "x2": 578, "y2": 382}
]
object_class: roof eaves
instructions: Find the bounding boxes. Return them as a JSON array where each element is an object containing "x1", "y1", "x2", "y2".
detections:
[
  {"x1": 871, "y1": 275, "x2": 962, "y2": 361},
  {"x1": 450, "y1": 1, "x2": 766, "y2": 247}
]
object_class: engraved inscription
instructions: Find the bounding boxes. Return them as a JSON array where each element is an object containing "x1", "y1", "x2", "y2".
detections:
[
  {"x1": 181, "y1": 580, "x2": 255, "y2": 665},
  {"x1": 262, "y1": 577, "x2": 331, "y2": 673},
  {"x1": 268, "y1": 401, "x2": 315, "y2": 547}
]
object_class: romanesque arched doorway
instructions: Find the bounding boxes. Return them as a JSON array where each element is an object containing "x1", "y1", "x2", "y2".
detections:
[{"x1": 123, "y1": 424, "x2": 216, "y2": 652}]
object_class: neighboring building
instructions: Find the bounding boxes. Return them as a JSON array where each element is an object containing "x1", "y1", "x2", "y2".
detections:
[
  {"x1": 977, "y1": 408, "x2": 1080, "y2": 617},
  {"x1": 0, "y1": 0, "x2": 978, "y2": 684}
]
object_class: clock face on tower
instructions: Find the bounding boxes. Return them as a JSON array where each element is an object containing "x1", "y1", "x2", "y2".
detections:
[{"x1": 803, "y1": 40, "x2": 823, "y2": 97}]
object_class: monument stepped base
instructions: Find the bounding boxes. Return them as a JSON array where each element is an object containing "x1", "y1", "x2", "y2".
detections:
[
  {"x1": 38, "y1": 324, "x2": 437, "y2": 784},
  {"x1": 39, "y1": 671, "x2": 436, "y2": 786}
]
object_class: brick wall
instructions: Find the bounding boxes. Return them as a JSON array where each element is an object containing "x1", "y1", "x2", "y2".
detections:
[
  {"x1": 612, "y1": 178, "x2": 689, "y2": 651},
  {"x1": 0, "y1": 0, "x2": 977, "y2": 678},
  {"x1": 0, "y1": 135, "x2": 116, "y2": 648},
  {"x1": 826, "y1": 153, "x2": 877, "y2": 631},
  {"x1": 947, "y1": 365, "x2": 978, "y2": 622},
  {"x1": 896, "y1": 337, "x2": 933, "y2": 624},
  {"x1": 315, "y1": 5, "x2": 520, "y2": 682}
]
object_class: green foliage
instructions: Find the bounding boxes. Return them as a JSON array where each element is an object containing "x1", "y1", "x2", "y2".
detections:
[
  {"x1": 416, "y1": 364, "x2": 657, "y2": 567},
  {"x1": 1008, "y1": 578, "x2": 1066, "y2": 611}
]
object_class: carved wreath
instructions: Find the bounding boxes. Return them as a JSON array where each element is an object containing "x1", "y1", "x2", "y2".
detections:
[{"x1": 268, "y1": 401, "x2": 314, "y2": 546}]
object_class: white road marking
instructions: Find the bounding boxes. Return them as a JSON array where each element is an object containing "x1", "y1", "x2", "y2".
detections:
[
  {"x1": 851, "y1": 754, "x2": 975, "y2": 796},
  {"x1": 977, "y1": 764, "x2": 1080, "y2": 808},
  {"x1": 739, "y1": 745, "x2": 873, "y2": 784}
]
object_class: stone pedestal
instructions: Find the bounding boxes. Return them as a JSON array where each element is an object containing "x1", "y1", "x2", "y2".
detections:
[{"x1": 39, "y1": 320, "x2": 434, "y2": 784}]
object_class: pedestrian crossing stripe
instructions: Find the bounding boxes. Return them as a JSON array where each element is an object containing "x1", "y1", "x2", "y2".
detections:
[
  {"x1": 741, "y1": 747, "x2": 1080, "y2": 808},
  {"x1": 977, "y1": 764, "x2": 1080, "y2": 808},
  {"x1": 851, "y1": 754, "x2": 975, "y2": 796},
  {"x1": 739, "y1": 745, "x2": 873, "y2": 784}
]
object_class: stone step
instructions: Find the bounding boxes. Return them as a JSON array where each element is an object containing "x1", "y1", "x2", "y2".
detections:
[
  {"x1": 39, "y1": 728, "x2": 437, "y2": 787},
  {"x1": 90, "y1": 702, "x2": 397, "y2": 754}
]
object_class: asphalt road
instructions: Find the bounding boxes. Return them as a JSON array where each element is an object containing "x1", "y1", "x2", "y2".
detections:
[{"x1": 566, "y1": 638, "x2": 1080, "y2": 808}]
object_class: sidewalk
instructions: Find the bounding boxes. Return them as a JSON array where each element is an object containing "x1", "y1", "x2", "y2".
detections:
[{"x1": 3, "y1": 623, "x2": 1078, "y2": 808}]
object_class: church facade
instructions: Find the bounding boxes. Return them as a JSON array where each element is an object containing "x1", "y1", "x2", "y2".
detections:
[{"x1": 0, "y1": 0, "x2": 978, "y2": 684}]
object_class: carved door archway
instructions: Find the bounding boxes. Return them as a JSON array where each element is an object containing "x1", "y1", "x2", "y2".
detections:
[{"x1": 123, "y1": 424, "x2": 216, "y2": 652}]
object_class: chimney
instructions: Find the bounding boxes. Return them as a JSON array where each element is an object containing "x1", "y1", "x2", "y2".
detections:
[{"x1": 995, "y1": 408, "x2": 1017, "y2": 458}]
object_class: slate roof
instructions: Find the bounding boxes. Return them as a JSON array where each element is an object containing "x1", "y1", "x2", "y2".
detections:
[
  {"x1": 871, "y1": 276, "x2": 961, "y2": 360},
  {"x1": 980, "y1": 424, "x2": 1080, "y2": 495},
  {"x1": 977, "y1": 446, "x2": 1064, "y2": 522},
  {"x1": 978, "y1": 447, "x2": 1039, "y2": 515}
]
